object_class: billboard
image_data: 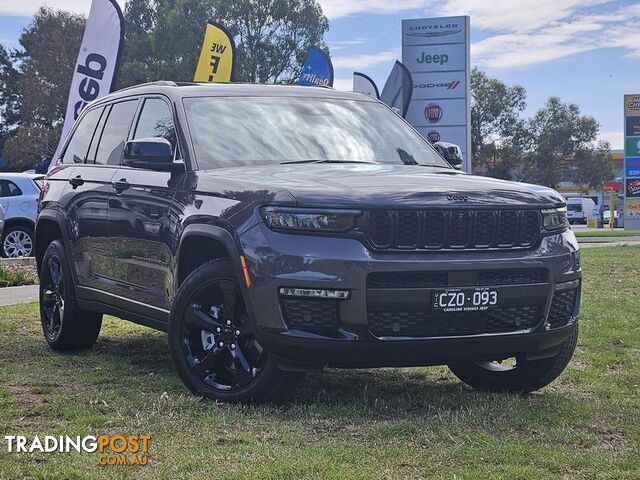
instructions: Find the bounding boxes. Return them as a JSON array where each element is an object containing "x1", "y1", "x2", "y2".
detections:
[
  {"x1": 624, "y1": 94, "x2": 640, "y2": 229},
  {"x1": 402, "y1": 16, "x2": 470, "y2": 171}
]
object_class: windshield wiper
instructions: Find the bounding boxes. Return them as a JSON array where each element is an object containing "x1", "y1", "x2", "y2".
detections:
[{"x1": 280, "y1": 160, "x2": 377, "y2": 165}]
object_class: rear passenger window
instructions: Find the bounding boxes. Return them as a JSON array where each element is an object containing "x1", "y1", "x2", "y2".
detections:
[
  {"x1": 95, "y1": 100, "x2": 138, "y2": 165},
  {"x1": 61, "y1": 107, "x2": 103, "y2": 164},
  {"x1": 0, "y1": 180, "x2": 22, "y2": 197},
  {"x1": 133, "y1": 98, "x2": 179, "y2": 157}
]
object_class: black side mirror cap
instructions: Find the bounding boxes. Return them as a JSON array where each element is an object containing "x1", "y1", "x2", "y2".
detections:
[{"x1": 124, "y1": 137, "x2": 178, "y2": 171}]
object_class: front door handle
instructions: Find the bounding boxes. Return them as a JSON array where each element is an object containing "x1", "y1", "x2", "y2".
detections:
[
  {"x1": 68, "y1": 175, "x2": 84, "y2": 188},
  {"x1": 112, "y1": 179, "x2": 130, "y2": 193}
]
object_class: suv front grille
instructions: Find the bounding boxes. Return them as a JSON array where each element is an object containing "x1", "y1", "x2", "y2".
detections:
[
  {"x1": 365, "y1": 209, "x2": 542, "y2": 251},
  {"x1": 368, "y1": 306, "x2": 540, "y2": 337}
]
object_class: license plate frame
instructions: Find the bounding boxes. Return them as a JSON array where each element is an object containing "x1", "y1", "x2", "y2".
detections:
[{"x1": 432, "y1": 287, "x2": 499, "y2": 312}]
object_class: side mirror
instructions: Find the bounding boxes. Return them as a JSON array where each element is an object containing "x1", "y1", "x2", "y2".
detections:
[
  {"x1": 124, "y1": 137, "x2": 178, "y2": 171},
  {"x1": 433, "y1": 142, "x2": 463, "y2": 170}
]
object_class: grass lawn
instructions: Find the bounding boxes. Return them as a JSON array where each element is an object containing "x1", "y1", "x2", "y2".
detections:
[
  {"x1": 574, "y1": 230, "x2": 640, "y2": 238},
  {"x1": 0, "y1": 247, "x2": 638, "y2": 479}
]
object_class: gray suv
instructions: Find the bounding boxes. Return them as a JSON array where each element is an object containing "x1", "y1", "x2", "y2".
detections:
[{"x1": 36, "y1": 82, "x2": 580, "y2": 402}]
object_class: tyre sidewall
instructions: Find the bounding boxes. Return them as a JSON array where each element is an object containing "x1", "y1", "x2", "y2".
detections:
[{"x1": 167, "y1": 259, "x2": 284, "y2": 403}]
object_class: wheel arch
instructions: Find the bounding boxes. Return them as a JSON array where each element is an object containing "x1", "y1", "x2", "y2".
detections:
[
  {"x1": 34, "y1": 212, "x2": 67, "y2": 275},
  {"x1": 175, "y1": 224, "x2": 246, "y2": 290},
  {"x1": 3, "y1": 217, "x2": 35, "y2": 231}
]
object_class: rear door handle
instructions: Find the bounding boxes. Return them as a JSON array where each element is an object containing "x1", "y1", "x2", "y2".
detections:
[
  {"x1": 112, "y1": 179, "x2": 130, "y2": 193},
  {"x1": 68, "y1": 175, "x2": 84, "y2": 188}
]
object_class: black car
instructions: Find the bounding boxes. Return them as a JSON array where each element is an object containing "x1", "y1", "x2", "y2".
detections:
[{"x1": 36, "y1": 82, "x2": 581, "y2": 402}]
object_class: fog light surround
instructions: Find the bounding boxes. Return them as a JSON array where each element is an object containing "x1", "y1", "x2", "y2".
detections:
[
  {"x1": 555, "y1": 279, "x2": 580, "y2": 292},
  {"x1": 279, "y1": 287, "x2": 350, "y2": 300}
]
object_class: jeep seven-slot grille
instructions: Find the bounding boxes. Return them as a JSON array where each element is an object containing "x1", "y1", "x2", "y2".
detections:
[{"x1": 365, "y1": 209, "x2": 542, "y2": 250}]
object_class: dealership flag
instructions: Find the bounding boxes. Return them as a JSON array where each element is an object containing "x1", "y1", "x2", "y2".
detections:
[
  {"x1": 353, "y1": 72, "x2": 379, "y2": 99},
  {"x1": 51, "y1": 0, "x2": 124, "y2": 169},
  {"x1": 194, "y1": 21, "x2": 236, "y2": 83},
  {"x1": 298, "y1": 47, "x2": 334, "y2": 87},
  {"x1": 379, "y1": 61, "x2": 413, "y2": 118}
]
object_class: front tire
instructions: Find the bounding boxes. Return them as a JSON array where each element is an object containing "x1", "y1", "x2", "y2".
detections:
[
  {"x1": 39, "y1": 240, "x2": 102, "y2": 351},
  {"x1": 168, "y1": 259, "x2": 299, "y2": 403},
  {"x1": 448, "y1": 326, "x2": 578, "y2": 393}
]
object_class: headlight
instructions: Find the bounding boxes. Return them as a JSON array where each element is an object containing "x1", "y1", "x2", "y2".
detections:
[
  {"x1": 261, "y1": 207, "x2": 361, "y2": 232},
  {"x1": 542, "y1": 207, "x2": 569, "y2": 232}
]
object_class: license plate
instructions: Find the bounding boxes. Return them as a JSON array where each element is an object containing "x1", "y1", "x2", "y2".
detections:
[{"x1": 432, "y1": 288, "x2": 499, "y2": 312}]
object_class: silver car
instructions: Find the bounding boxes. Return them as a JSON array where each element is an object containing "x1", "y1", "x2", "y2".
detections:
[{"x1": 0, "y1": 173, "x2": 42, "y2": 258}]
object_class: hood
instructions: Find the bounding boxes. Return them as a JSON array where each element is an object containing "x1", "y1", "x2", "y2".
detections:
[{"x1": 200, "y1": 164, "x2": 565, "y2": 208}]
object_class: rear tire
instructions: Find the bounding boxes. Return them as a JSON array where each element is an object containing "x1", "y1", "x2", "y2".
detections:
[
  {"x1": 168, "y1": 259, "x2": 300, "y2": 403},
  {"x1": 448, "y1": 326, "x2": 578, "y2": 393},
  {"x1": 39, "y1": 240, "x2": 102, "y2": 351}
]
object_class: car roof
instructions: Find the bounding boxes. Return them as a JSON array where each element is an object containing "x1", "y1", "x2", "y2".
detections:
[
  {"x1": 93, "y1": 81, "x2": 377, "y2": 105},
  {"x1": 0, "y1": 172, "x2": 42, "y2": 180}
]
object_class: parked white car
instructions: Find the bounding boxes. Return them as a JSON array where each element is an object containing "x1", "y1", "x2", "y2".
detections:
[
  {"x1": 0, "y1": 173, "x2": 42, "y2": 257},
  {"x1": 566, "y1": 197, "x2": 596, "y2": 225}
]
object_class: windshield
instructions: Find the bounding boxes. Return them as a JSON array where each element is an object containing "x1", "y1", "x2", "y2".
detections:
[
  {"x1": 183, "y1": 96, "x2": 451, "y2": 170},
  {"x1": 567, "y1": 204, "x2": 582, "y2": 212}
]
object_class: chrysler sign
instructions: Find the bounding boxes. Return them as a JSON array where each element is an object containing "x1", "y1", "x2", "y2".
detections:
[{"x1": 402, "y1": 16, "x2": 471, "y2": 171}]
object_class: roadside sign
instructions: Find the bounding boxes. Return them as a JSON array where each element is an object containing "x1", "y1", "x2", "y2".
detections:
[{"x1": 624, "y1": 94, "x2": 640, "y2": 229}]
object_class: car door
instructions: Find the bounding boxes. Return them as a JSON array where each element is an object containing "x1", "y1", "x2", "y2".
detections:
[
  {"x1": 63, "y1": 99, "x2": 139, "y2": 292},
  {"x1": 109, "y1": 96, "x2": 184, "y2": 310},
  {"x1": 0, "y1": 180, "x2": 14, "y2": 217}
]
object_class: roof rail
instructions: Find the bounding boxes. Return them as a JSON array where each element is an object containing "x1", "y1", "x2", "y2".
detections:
[{"x1": 115, "y1": 80, "x2": 179, "y2": 93}]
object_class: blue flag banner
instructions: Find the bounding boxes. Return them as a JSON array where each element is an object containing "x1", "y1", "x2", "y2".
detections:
[{"x1": 298, "y1": 47, "x2": 334, "y2": 87}]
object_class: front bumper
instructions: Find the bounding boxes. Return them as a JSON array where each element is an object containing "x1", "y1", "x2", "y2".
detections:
[{"x1": 239, "y1": 223, "x2": 581, "y2": 369}]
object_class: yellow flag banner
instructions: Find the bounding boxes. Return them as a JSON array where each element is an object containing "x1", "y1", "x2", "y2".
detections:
[{"x1": 194, "y1": 21, "x2": 235, "y2": 83}]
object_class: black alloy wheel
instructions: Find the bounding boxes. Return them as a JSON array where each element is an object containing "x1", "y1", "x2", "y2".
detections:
[
  {"x1": 41, "y1": 255, "x2": 65, "y2": 342},
  {"x1": 168, "y1": 259, "x2": 299, "y2": 402},
  {"x1": 180, "y1": 279, "x2": 265, "y2": 391}
]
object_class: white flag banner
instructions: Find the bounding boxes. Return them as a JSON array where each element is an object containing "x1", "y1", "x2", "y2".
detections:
[
  {"x1": 51, "y1": 0, "x2": 124, "y2": 169},
  {"x1": 353, "y1": 72, "x2": 379, "y2": 99}
]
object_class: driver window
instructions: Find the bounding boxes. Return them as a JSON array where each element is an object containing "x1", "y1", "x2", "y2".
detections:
[{"x1": 133, "y1": 98, "x2": 180, "y2": 159}]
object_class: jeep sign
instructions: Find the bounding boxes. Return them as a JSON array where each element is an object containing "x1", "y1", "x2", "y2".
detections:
[{"x1": 402, "y1": 16, "x2": 470, "y2": 172}]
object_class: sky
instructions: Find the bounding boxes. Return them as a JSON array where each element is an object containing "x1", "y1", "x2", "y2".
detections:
[{"x1": 2, "y1": 0, "x2": 640, "y2": 149}]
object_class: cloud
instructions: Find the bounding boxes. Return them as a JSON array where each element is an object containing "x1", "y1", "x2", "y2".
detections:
[
  {"x1": 318, "y1": 0, "x2": 433, "y2": 19},
  {"x1": 598, "y1": 131, "x2": 623, "y2": 150},
  {"x1": 333, "y1": 48, "x2": 400, "y2": 70},
  {"x1": 469, "y1": 2, "x2": 640, "y2": 68},
  {"x1": 0, "y1": 0, "x2": 125, "y2": 17},
  {"x1": 441, "y1": 0, "x2": 610, "y2": 32},
  {"x1": 332, "y1": 77, "x2": 353, "y2": 91}
]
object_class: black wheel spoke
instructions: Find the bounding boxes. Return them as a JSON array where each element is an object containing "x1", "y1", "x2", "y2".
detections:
[
  {"x1": 218, "y1": 280, "x2": 237, "y2": 326},
  {"x1": 193, "y1": 347, "x2": 226, "y2": 377},
  {"x1": 231, "y1": 345, "x2": 254, "y2": 382},
  {"x1": 180, "y1": 275, "x2": 264, "y2": 392},
  {"x1": 184, "y1": 304, "x2": 223, "y2": 332}
]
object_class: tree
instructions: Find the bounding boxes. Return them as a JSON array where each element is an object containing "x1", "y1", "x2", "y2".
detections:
[
  {"x1": 119, "y1": 0, "x2": 328, "y2": 87},
  {"x1": 524, "y1": 97, "x2": 606, "y2": 188},
  {"x1": 2, "y1": 8, "x2": 85, "y2": 171},
  {"x1": 215, "y1": 0, "x2": 329, "y2": 83},
  {"x1": 118, "y1": 0, "x2": 216, "y2": 87},
  {"x1": 572, "y1": 141, "x2": 614, "y2": 190},
  {"x1": 470, "y1": 67, "x2": 527, "y2": 176}
]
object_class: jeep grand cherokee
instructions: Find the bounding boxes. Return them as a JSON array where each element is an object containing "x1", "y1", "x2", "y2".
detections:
[{"x1": 36, "y1": 82, "x2": 580, "y2": 402}]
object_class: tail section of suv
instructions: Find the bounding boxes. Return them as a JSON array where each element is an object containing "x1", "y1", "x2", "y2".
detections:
[
  {"x1": 1, "y1": 173, "x2": 41, "y2": 258},
  {"x1": 36, "y1": 82, "x2": 580, "y2": 402}
]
